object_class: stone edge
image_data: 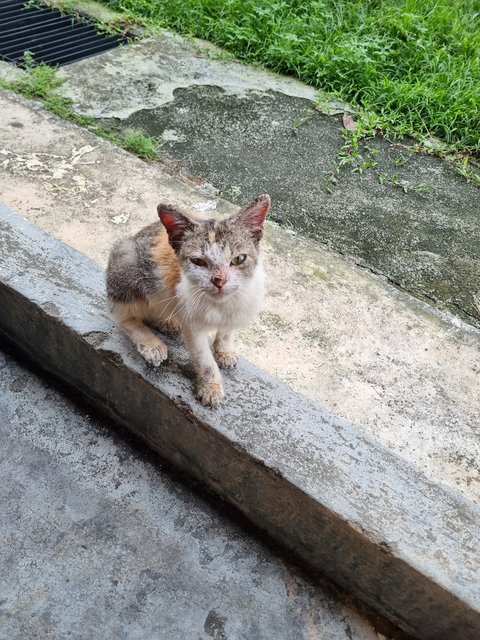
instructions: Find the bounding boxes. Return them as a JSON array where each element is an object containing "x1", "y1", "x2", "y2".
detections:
[{"x1": 0, "y1": 204, "x2": 479, "y2": 640}]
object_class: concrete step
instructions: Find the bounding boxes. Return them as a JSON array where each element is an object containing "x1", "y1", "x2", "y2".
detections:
[
  {"x1": 0, "y1": 89, "x2": 478, "y2": 509},
  {"x1": 1, "y1": 202, "x2": 479, "y2": 639}
]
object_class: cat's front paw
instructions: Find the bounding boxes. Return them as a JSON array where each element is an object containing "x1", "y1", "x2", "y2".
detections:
[
  {"x1": 215, "y1": 350, "x2": 239, "y2": 369},
  {"x1": 137, "y1": 341, "x2": 168, "y2": 366},
  {"x1": 197, "y1": 381, "x2": 225, "y2": 407}
]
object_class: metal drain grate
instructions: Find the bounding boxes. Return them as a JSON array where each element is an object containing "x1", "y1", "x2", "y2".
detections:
[{"x1": 0, "y1": 0, "x2": 130, "y2": 66}]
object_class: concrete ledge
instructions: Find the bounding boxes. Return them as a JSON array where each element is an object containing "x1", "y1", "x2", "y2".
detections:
[{"x1": 1, "y1": 204, "x2": 479, "y2": 639}]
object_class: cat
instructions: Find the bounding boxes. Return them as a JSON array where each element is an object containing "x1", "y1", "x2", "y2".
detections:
[{"x1": 106, "y1": 194, "x2": 271, "y2": 406}]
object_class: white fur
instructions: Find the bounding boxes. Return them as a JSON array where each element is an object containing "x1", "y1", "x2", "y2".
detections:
[
  {"x1": 176, "y1": 259, "x2": 265, "y2": 332},
  {"x1": 144, "y1": 254, "x2": 265, "y2": 333}
]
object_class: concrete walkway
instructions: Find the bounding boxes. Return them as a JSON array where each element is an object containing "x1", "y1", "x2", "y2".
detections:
[
  {"x1": 0, "y1": 83, "x2": 478, "y2": 506},
  {"x1": 0, "y1": 349, "x2": 386, "y2": 640},
  {"x1": 59, "y1": 32, "x2": 480, "y2": 330}
]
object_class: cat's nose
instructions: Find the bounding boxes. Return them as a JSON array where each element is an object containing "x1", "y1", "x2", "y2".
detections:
[{"x1": 211, "y1": 276, "x2": 226, "y2": 289}]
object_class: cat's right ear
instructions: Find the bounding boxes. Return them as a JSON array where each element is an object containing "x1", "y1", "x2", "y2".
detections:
[{"x1": 157, "y1": 204, "x2": 196, "y2": 251}]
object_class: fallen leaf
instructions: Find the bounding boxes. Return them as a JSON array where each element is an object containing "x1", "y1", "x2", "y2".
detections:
[{"x1": 342, "y1": 114, "x2": 357, "y2": 131}]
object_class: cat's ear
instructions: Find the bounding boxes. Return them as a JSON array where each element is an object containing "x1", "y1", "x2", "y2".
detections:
[
  {"x1": 236, "y1": 194, "x2": 271, "y2": 244},
  {"x1": 157, "y1": 204, "x2": 197, "y2": 251}
]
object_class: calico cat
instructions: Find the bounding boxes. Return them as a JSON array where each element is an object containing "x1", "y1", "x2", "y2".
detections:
[{"x1": 106, "y1": 194, "x2": 271, "y2": 406}]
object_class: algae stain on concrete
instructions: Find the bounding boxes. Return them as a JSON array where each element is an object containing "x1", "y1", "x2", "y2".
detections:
[
  {"x1": 311, "y1": 267, "x2": 329, "y2": 281},
  {"x1": 301, "y1": 328, "x2": 330, "y2": 349},
  {"x1": 260, "y1": 311, "x2": 292, "y2": 334}
]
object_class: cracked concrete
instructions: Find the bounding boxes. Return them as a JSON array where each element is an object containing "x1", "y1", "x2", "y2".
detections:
[
  {"x1": 0, "y1": 89, "x2": 479, "y2": 506},
  {"x1": 57, "y1": 34, "x2": 323, "y2": 119}
]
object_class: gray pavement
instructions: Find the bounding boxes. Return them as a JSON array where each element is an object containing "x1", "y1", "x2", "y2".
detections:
[
  {"x1": 1, "y1": 203, "x2": 478, "y2": 639},
  {"x1": 0, "y1": 349, "x2": 387, "y2": 640}
]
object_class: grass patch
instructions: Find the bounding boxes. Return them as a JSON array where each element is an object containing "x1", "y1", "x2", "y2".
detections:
[
  {"x1": 0, "y1": 53, "x2": 161, "y2": 161},
  {"x1": 121, "y1": 128, "x2": 159, "y2": 159},
  {"x1": 98, "y1": 0, "x2": 480, "y2": 160},
  {"x1": 9, "y1": 51, "x2": 64, "y2": 99}
]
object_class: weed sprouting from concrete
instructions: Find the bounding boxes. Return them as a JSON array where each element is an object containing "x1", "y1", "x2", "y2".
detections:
[
  {"x1": 10, "y1": 51, "x2": 64, "y2": 99},
  {"x1": 122, "y1": 129, "x2": 160, "y2": 160}
]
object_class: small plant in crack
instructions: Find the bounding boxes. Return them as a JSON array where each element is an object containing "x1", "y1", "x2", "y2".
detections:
[
  {"x1": 352, "y1": 160, "x2": 378, "y2": 174},
  {"x1": 291, "y1": 109, "x2": 317, "y2": 135},
  {"x1": 322, "y1": 173, "x2": 338, "y2": 194},
  {"x1": 394, "y1": 154, "x2": 409, "y2": 166},
  {"x1": 376, "y1": 171, "x2": 429, "y2": 193},
  {"x1": 121, "y1": 129, "x2": 162, "y2": 160},
  {"x1": 11, "y1": 51, "x2": 64, "y2": 99}
]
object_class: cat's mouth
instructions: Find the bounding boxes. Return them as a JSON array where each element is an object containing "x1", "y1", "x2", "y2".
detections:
[
  {"x1": 209, "y1": 286, "x2": 237, "y2": 299},
  {"x1": 211, "y1": 288, "x2": 227, "y2": 298}
]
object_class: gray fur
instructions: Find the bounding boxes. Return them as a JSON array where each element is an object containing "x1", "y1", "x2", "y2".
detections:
[{"x1": 106, "y1": 222, "x2": 163, "y2": 303}]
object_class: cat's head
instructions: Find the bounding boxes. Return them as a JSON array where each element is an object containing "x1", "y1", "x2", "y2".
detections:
[{"x1": 157, "y1": 194, "x2": 270, "y2": 299}]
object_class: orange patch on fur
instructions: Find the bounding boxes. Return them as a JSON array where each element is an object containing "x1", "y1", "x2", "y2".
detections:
[
  {"x1": 150, "y1": 228, "x2": 181, "y2": 293},
  {"x1": 208, "y1": 229, "x2": 216, "y2": 243}
]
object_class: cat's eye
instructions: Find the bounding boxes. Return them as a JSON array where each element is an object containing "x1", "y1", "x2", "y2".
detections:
[
  {"x1": 191, "y1": 257, "x2": 207, "y2": 267},
  {"x1": 231, "y1": 254, "x2": 247, "y2": 266}
]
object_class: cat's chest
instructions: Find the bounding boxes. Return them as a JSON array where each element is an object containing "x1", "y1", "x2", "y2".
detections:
[
  {"x1": 191, "y1": 292, "x2": 262, "y2": 331},
  {"x1": 176, "y1": 285, "x2": 263, "y2": 332}
]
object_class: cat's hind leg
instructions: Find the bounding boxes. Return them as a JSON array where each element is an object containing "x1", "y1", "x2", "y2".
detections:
[{"x1": 112, "y1": 300, "x2": 168, "y2": 366}]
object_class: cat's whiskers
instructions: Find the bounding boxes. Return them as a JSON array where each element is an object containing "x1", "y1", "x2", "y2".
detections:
[
  {"x1": 163, "y1": 287, "x2": 204, "y2": 326},
  {"x1": 186, "y1": 288, "x2": 208, "y2": 322},
  {"x1": 183, "y1": 287, "x2": 209, "y2": 323}
]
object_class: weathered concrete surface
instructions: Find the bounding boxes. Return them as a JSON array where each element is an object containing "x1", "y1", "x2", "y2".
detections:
[
  {"x1": 57, "y1": 33, "x2": 319, "y2": 119},
  {"x1": 1, "y1": 205, "x2": 480, "y2": 639},
  {"x1": 1, "y1": 89, "x2": 479, "y2": 506},
  {"x1": 57, "y1": 32, "x2": 480, "y2": 329},
  {"x1": 0, "y1": 60, "x2": 25, "y2": 83},
  {"x1": 0, "y1": 349, "x2": 388, "y2": 640}
]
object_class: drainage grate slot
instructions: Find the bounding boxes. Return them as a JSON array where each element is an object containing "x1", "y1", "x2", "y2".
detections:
[{"x1": 0, "y1": 0, "x2": 131, "y2": 67}]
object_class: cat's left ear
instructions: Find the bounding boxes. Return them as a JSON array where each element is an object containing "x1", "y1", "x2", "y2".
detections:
[
  {"x1": 236, "y1": 194, "x2": 271, "y2": 244},
  {"x1": 158, "y1": 204, "x2": 197, "y2": 251}
]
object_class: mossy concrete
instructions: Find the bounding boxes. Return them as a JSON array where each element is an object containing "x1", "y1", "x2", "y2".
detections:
[{"x1": 58, "y1": 32, "x2": 480, "y2": 329}]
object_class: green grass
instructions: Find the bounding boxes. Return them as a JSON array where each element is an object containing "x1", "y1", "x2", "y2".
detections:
[
  {"x1": 121, "y1": 128, "x2": 160, "y2": 159},
  {"x1": 1, "y1": 53, "x2": 161, "y2": 161},
  {"x1": 98, "y1": 0, "x2": 480, "y2": 156}
]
